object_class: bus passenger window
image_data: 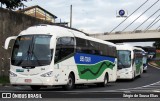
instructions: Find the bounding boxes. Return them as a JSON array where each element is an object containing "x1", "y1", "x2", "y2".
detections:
[{"x1": 54, "y1": 37, "x2": 75, "y2": 63}]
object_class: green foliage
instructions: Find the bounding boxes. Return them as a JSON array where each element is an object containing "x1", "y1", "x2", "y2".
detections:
[
  {"x1": 156, "y1": 53, "x2": 160, "y2": 58},
  {"x1": 0, "y1": 76, "x2": 9, "y2": 84},
  {"x1": 155, "y1": 61, "x2": 160, "y2": 67},
  {"x1": 153, "y1": 41, "x2": 160, "y2": 49},
  {"x1": 0, "y1": 0, "x2": 28, "y2": 10}
]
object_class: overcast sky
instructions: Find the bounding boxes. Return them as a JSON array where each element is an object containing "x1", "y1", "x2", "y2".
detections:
[{"x1": 23, "y1": 0, "x2": 159, "y2": 46}]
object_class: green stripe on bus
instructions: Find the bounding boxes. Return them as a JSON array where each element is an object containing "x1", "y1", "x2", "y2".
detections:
[
  {"x1": 77, "y1": 61, "x2": 115, "y2": 80},
  {"x1": 136, "y1": 62, "x2": 142, "y2": 74}
]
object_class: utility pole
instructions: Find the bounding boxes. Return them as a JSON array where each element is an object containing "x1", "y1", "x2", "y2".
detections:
[{"x1": 70, "y1": 5, "x2": 72, "y2": 28}]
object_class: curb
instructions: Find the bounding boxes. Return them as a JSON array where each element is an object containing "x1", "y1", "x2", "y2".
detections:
[
  {"x1": 148, "y1": 62, "x2": 160, "y2": 69},
  {"x1": 0, "y1": 83, "x2": 11, "y2": 87}
]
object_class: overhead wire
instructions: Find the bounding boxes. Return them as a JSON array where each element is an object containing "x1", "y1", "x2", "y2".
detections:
[
  {"x1": 133, "y1": 8, "x2": 160, "y2": 32},
  {"x1": 121, "y1": 0, "x2": 159, "y2": 32},
  {"x1": 144, "y1": 18, "x2": 160, "y2": 32},
  {"x1": 109, "y1": 0, "x2": 149, "y2": 33},
  {"x1": 144, "y1": 14, "x2": 160, "y2": 31}
]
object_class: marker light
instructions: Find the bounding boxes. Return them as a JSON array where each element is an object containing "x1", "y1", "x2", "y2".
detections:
[{"x1": 41, "y1": 71, "x2": 53, "y2": 77}]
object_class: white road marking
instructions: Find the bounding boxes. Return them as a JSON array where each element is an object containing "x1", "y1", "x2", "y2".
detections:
[
  {"x1": 148, "y1": 63, "x2": 160, "y2": 69},
  {"x1": 105, "y1": 81, "x2": 160, "y2": 92}
]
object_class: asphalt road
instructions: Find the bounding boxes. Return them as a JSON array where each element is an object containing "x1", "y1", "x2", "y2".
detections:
[
  {"x1": 0, "y1": 65, "x2": 160, "y2": 100},
  {"x1": 1, "y1": 64, "x2": 159, "y2": 91}
]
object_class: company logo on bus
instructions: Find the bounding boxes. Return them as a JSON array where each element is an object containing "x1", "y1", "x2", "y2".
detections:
[
  {"x1": 74, "y1": 53, "x2": 115, "y2": 65},
  {"x1": 80, "y1": 56, "x2": 91, "y2": 62}
]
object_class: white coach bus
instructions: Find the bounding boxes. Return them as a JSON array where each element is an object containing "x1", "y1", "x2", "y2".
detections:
[
  {"x1": 117, "y1": 44, "x2": 143, "y2": 80},
  {"x1": 4, "y1": 24, "x2": 117, "y2": 90}
]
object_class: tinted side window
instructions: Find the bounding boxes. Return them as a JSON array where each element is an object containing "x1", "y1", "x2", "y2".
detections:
[
  {"x1": 76, "y1": 37, "x2": 116, "y2": 57},
  {"x1": 55, "y1": 37, "x2": 75, "y2": 63},
  {"x1": 88, "y1": 41, "x2": 101, "y2": 55},
  {"x1": 76, "y1": 37, "x2": 88, "y2": 53}
]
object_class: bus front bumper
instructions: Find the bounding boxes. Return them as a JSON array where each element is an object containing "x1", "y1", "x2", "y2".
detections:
[
  {"x1": 10, "y1": 77, "x2": 57, "y2": 86},
  {"x1": 117, "y1": 71, "x2": 133, "y2": 80}
]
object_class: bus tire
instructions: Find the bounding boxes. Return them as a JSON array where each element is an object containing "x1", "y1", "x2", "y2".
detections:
[
  {"x1": 131, "y1": 72, "x2": 135, "y2": 81},
  {"x1": 97, "y1": 73, "x2": 108, "y2": 87},
  {"x1": 143, "y1": 70, "x2": 147, "y2": 73},
  {"x1": 63, "y1": 73, "x2": 75, "y2": 90},
  {"x1": 30, "y1": 85, "x2": 41, "y2": 91},
  {"x1": 139, "y1": 69, "x2": 143, "y2": 78}
]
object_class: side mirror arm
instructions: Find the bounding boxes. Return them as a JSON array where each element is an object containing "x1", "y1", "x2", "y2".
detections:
[
  {"x1": 50, "y1": 36, "x2": 56, "y2": 49},
  {"x1": 4, "y1": 36, "x2": 17, "y2": 50}
]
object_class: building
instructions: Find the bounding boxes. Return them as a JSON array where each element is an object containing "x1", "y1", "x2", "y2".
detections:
[{"x1": 17, "y1": 5, "x2": 57, "y2": 23}]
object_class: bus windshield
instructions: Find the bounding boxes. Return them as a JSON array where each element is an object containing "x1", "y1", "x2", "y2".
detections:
[
  {"x1": 117, "y1": 50, "x2": 131, "y2": 69},
  {"x1": 11, "y1": 35, "x2": 52, "y2": 67}
]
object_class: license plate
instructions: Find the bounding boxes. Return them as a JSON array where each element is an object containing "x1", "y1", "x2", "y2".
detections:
[{"x1": 24, "y1": 79, "x2": 32, "y2": 83}]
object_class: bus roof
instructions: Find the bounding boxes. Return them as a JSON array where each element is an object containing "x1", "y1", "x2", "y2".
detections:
[
  {"x1": 19, "y1": 24, "x2": 87, "y2": 37},
  {"x1": 78, "y1": 35, "x2": 116, "y2": 47},
  {"x1": 19, "y1": 24, "x2": 116, "y2": 47},
  {"x1": 116, "y1": 44, "x2": 144, "y2": 51}
]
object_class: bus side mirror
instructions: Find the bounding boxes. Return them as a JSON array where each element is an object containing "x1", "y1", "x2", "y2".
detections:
[
  {"x1": 4, "y1": 36, "x2": 17, "y2": 50},
  {"x1": 50, "y1": 36, "x2": 56, "y2": 49}
]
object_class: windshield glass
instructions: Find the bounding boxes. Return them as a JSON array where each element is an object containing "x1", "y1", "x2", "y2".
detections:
[
  {"x1": 142, "y1": 52, "x2": 147, "y2": 64},
  {"x1": 11, "y1": 35, "x2": 52, "y2": 67},
  {"x1": 117, "y1": 50, "x2": 131, "y2": 69}
]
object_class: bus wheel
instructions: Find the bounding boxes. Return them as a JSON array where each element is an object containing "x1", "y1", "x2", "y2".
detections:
[
  {"x1": 97, "y1": 73, "x2": 108, "y2": 87},
  {"x1": 139, "y1": 69, "x2": 143, "y2": 78},
  {"x1": 30, "y1": 85, "x2": 41, "y2": 91},
  {"x1": 131, "y1": 72, "x2": 135, "y2": 81},
  {"x1": 63, "y1": 74, "x2": 75, "y2": 90},
  {"x1": 143, "y1": 70, "x2": 147, "y2": 73}
]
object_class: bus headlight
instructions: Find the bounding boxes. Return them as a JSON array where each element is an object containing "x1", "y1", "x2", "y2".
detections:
[
  {"x1": 41, "y1": 71, "x2": 53, "y2": 77},
  {"x1": 10, "y1": 71, "x2": 17, "y2": 77}
]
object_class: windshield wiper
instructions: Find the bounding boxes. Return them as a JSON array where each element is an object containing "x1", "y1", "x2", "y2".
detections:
[
  {"x1": 31, "y1": 51, "x2": 42, "y2": 66},
  {"x1": 16, "y1": 44, "x2": 32, "y2": 66},
  {"x1": 16, "y1": 36, "x2": 34, "y2": 66},
  {"x1": 30, "y1": 37, "x2": 42, "y2": 66}
]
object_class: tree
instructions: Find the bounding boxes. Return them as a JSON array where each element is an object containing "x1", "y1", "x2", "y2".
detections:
[
  {"x1": 153, "y1": 41, "x2": 160, "y2": 49},
  {"x1": 0, "y1": 0, "x2": 28, "y2": 10}
]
